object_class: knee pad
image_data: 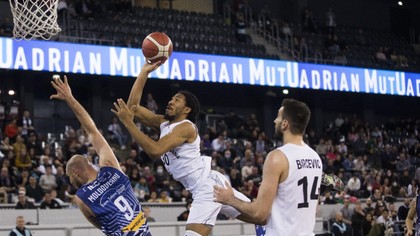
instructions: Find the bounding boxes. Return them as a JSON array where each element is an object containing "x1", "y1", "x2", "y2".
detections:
[{"x1": 184, "y1": 230, "x2": 202, "y2": 236}]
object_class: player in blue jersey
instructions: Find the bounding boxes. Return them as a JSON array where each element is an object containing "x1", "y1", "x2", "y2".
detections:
[{"x1": 50, "y1": 75, "x2": 151, "y2": 236}]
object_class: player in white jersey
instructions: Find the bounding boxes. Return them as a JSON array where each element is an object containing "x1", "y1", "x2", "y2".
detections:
[
  {"x1": 214, "y1": 98, "x2": 323, "y2": 236},
  {"x1": 112, "y1": 62, "x2": 252, "y2": 236}
]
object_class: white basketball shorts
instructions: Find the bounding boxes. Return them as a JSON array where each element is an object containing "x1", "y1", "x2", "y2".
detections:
[{"x1": 187, "y1": 170, "x2": 251, "y2": 226}]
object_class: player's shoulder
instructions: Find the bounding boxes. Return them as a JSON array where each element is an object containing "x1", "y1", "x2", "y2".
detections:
[
  {"x1": 172, "y1": 120, "x2": 196, "y2": 133},
  {"x1": 98, "y1": 161, "x2": 122, "y2": 172},
  {"x1": 266, "y1": 149, "x2": 287, "y2": 165},
  {"x1": 177, "y1": 119, "x2": 195, "y2": 127},
  {"x1": 99, "y1": 166, "x2": 127, "y2": 177}
]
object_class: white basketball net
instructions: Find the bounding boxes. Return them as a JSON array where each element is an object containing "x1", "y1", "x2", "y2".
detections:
[{"x1": 9, "y1": 0, "x2": 61, "y2": 40}]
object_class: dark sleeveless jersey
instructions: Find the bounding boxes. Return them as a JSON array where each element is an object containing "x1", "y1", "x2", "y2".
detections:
[{"x1": 76, "y1": 166, "x2": 151, "y2": 236}]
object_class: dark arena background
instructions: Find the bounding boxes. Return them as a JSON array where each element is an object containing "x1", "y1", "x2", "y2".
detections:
[{"x1": 0, "y1": 0, "x2": 419, "y2": 235}]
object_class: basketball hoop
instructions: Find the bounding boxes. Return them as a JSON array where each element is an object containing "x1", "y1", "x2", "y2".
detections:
[{"x1": 9, "y1": 0, "x2": 61, "y2": 40}]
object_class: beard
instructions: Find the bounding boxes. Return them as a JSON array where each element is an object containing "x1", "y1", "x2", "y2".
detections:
[
  {"x1": 274, "y1": 125, "x2": 284, "y2": 140},
  {"x1": 164, "y1": 113, "x2": 175, "y2": 121},
  {"x1": 275, "y1": 132, "x2": 284, "y2": 142}
]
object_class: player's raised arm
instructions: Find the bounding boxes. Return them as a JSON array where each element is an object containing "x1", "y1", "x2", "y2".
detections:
[
  {"x1": 50, "y1": 75, "x2": 120, "y2": 170},
  {"x1": 132, "y1": 105, "x2": 165, "y2": 132},
  {"x1": 127, "y1": 62, "x2": 160, "y2": 109},
  {"x1": 127, "y1": 62, "x2": 163, "y2": 131},
  {"x1": 112, "y1": 98, "x2": 194, "y2": 159}
]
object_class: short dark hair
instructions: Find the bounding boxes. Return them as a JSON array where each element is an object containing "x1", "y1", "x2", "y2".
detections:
[
  {"x1": 179, "y1": 90, "x2": 200, "y2": 123},
  {"x1": 281, "y1": 99, "x2": 311, "y2": 135}
]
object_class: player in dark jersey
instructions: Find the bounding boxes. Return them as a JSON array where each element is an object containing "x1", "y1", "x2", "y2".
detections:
[{"x1": 50, "y1": 75, "x2": 151, "y2": 236}]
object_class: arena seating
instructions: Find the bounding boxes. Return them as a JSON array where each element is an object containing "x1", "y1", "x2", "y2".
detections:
[
  {"x1": 63, "y1": 6, "x2": 278, "y2": 60},
  {"x1": 262, "y1": 17, "x2": 419, "y2": 72}
]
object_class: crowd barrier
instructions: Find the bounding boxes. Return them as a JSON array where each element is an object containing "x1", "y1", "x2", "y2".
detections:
[
  {"x1": 0, "y1": 219, "x2": 328, "y2": 236},
  {"x1": 0, "y1": 201, "x2": 405, "y2": 235},
  {"x1": 0, "y1": 221, "x2": 257, "y2": 236}
]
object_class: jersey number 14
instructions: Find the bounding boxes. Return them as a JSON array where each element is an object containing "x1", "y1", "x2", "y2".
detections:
[{"x1": 297, "y1": 176, "x2": 319, "y2": 208}]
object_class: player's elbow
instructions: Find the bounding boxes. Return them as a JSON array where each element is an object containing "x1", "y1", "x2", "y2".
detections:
[
  {"x1": 132, "y1": 105, "x2": 145, "y2": 119},
  {"x1": 254, "y1": 217, "x2": 267, "y2": 225},
  {"x1": 148, "y1": 153, "x2": 161, "y2": 160},
  {"x1": 253, "y1": 210, "x2": 269, "y2": 225},
  {"x1": 127, "y1": 102, "x2": 137, "y2": 112},
  {"x1": 147, "y1": 149, "x2": 164, "y2": 160}
]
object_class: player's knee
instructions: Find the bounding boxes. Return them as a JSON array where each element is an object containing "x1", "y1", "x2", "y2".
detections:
[{"x1": 184, "y1": 230, "x2": 202, "y2": 236}]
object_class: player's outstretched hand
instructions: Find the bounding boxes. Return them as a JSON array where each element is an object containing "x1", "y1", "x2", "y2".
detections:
[
  {"x1": 50, "y1": 75, "x2": 73, "y2": 102},
  {"x1": 213, "y1": 181, "x2": 235, "y2": 205},
  {"x1": 111, "y1": 98, "x2": 134, "y2": 126},
  {"x1": 142, "y1": 60, "x2": 162, "y2": 74}
]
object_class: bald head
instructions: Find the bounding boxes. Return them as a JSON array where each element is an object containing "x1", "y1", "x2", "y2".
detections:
[
  {"x1": 66, "y1": 155, "x2": 92, "y2": 188},
  {"x1": 66, "y1": 155, "x2": 89, "y2": 172}
]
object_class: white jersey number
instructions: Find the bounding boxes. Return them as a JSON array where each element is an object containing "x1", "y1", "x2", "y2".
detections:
[
  {"x1": 162, "y1": 154, "x2": 170, "y2": 165},
  {"x1": 114, "y1": 196, "x2": 134, "y2": 220},
  {"x1": 297, "y1": 176, "x2": 319, "y2": 208}
]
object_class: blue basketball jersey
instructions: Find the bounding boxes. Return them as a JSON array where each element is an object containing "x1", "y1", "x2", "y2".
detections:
[{"x1": 77, "y1": 166, "x2": 151, "y2": 236}]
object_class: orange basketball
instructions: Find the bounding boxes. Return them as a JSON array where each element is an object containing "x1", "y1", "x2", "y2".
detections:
[{"x1": 141, "y1": 32, "x2": 173, "y2": 64}]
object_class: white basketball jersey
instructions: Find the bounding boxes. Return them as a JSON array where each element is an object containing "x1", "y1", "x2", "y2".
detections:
[
  {"x1": 159, "y1": 120, "x2": 210, "y2": 192},
  {"x1": 266, "y1": 143, "x2": 322, "y2": 236}
]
